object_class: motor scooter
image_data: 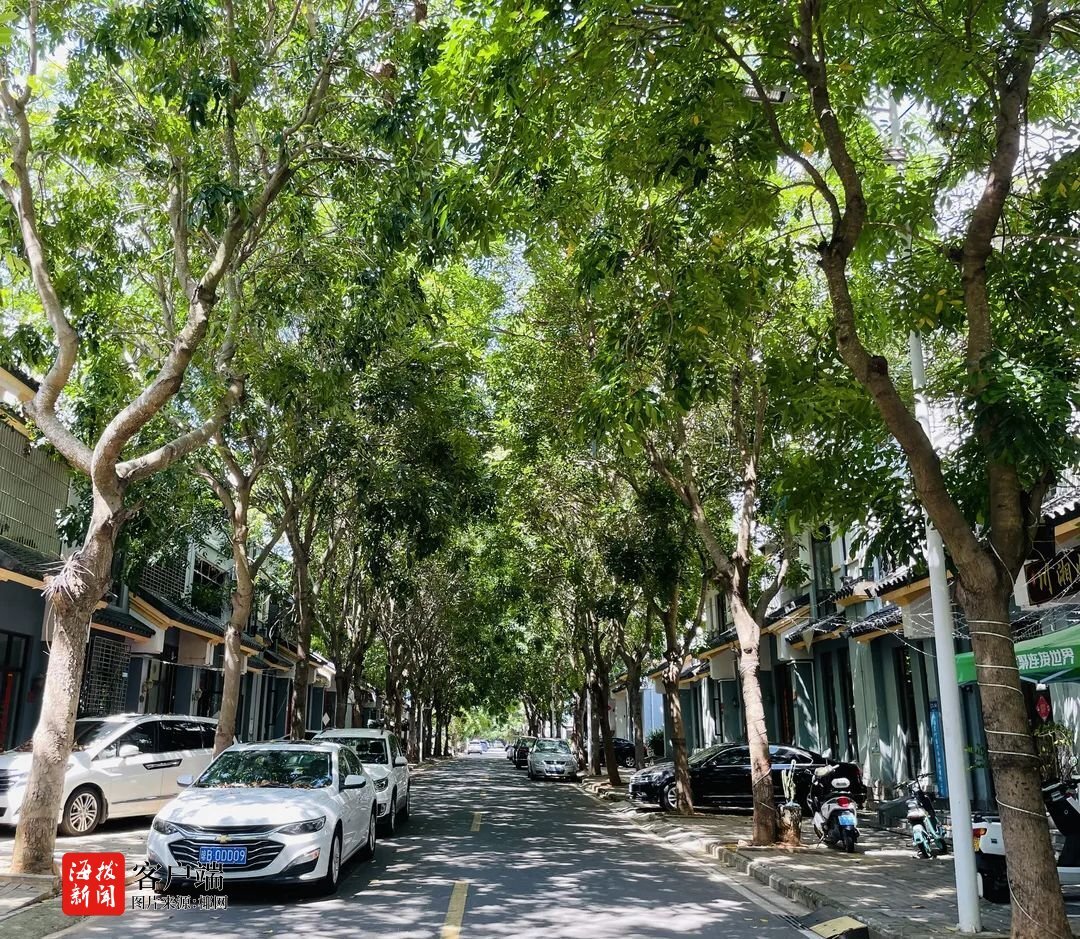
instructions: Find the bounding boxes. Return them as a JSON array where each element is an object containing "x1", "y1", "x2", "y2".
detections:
[
  {"x1": 809, "y1": 765, "x2": 860, "y2": 853},
  {"x1": 904, "y1": 774, "x2": 948, "y2": 858},
  {"x1": 973, "y1": 779, "x2": 1080, "y2": 903}
]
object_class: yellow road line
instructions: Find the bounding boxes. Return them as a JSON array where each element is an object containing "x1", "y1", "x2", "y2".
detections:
[
  {"x1": 441, "y1": 880, "x2": 469, "y2": 939},
  {"x1": 470, "y1": 811, "x2": 483, "y2": 832}
]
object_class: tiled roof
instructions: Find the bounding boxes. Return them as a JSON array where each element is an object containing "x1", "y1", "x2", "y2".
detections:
[
  {"x1": 0, "y1": 535, "x2": 59, "y2": 579},
  {"x1": 0, "y1": 360, "x2": 39, "y2": 391},
  {"x1": 92, "y1": 606, "x2": 155, "y2": 640},
  {"x1": 137, "y1": 589, "x2": 226, "y2": 638},
  {"x1": 868, "y1": 566, "x2": 927, "y2": 598},
  {"x1": 1044, "y1": 487, "x2": 1080, "y2": 524},
  {"x1": 262, "y1": 648, "x2": 293, "y2": 668},
  {"x1": 784, "y1": 612, "x2": 846, "y2": 644},
  {"x1": 245, "y1": 655, "x2": 271, "y2": 670},
  {"x1": 765, "y1": 592, "x2": 811, "y2": 626},
  {"x1": 843, "y1": 604, "x2": 902, "y2": 639}
]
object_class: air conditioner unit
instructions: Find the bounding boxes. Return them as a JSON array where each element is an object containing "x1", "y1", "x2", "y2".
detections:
[{"x1": 177, "y1": 631, "x2": 214, "y2": 668}]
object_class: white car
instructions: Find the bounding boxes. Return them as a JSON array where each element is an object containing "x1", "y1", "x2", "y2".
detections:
[
  {"x1": 147, "y1": 741, "x2": 376, "y2": 895},
  {"x1": 528, "y1": 738, "x2": 580, "y2": 780},
  {"x1": 314, "y1": 728, "x2": 410, "y2": 834},
  {"x1": 466, "y1": 740, "x2": 485, "y2": 755},
  {"x1": 0, "y1": 713, "x2": 217, "y2": 835}
]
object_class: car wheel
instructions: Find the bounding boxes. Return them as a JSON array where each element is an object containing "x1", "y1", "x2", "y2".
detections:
[
  {"x1": 316, "y1": 828, "x2": 342, "y2": 896},
  {"x1": 61, "y1": 786, "x2": 102, "y2": 836},
  {"x1": 381, "y1": 793, "x2": 397, "y2": 835},
  {"x1": 659, "y1": 782, "x2": 676, "y2": 812},
  {"x1": 359, "y1": 811, "x2": 376, "y2": 861},
  {"x1": 620, "y1": 754, "x2": 636, "y2": 769},
  {"x1": 400, "y1": 785, "x2": 411, "y2": 821}
]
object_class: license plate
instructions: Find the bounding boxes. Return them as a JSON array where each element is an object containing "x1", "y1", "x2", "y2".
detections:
[
  {"x1": 838, "y1": 812, "x2": 857, "y2": 827},
  {"x1": 198, "y1": 845, "x2": 247, "y2": 865}
]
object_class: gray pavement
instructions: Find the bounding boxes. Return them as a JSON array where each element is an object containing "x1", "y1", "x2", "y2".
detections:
[{"x1": 0, "y1": 752, "x2": 810, "y2": 939}]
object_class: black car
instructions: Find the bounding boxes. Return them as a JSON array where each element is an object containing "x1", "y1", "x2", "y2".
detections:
[
  {"x1": 512, "y1": 736, "x2": 537, "y2": 768},
  {"x1": 628, "y1": 743, "x2": 866, "y2": 811},
  {"x1": 600, "y1": 737, "x2": 637, "y2": 769}
]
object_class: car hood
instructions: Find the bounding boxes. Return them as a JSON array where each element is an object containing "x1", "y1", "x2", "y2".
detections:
[
  {"x1": 633, "y1": 762, "x2": 674, "y2": 779},
  {"x1": 363, "y1": 764, "x2": 391, "y2": 781},
  {"x1": 160, "y1": 787, "x2": 336, "y2": 826},
  {"x1": 0, "y1": 752, "x2": 87, "y2": 773}
]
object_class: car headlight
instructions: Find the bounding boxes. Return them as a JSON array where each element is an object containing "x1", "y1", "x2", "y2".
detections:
[
  {"x1": 374, "y1": 778, "x2": 389, "y2": 792},
  {"x1": 277, "y1": 816, "x2": 326, "y2": 836},
  {"x1": 152, "y1": 817, "x2": 180, "y2": 835}
]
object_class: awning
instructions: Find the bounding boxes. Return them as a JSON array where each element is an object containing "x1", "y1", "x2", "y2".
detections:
[
  {"x1": 92, "y1": 607, "x2": 155, "y2": 641},
  {"x1": 956, "y1": 623, "x2": 1080, "y2": 684}
]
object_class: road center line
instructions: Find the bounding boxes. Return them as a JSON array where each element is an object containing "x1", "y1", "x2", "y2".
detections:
[
  {"x1": 470, "y1": 811, "x2": 483, "y2": 832},
  {"x1": 441, "y1": 880, "x2": 470, "y2": 939}
]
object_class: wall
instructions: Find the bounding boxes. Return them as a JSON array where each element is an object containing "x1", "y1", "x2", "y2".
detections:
[{"x1": 0, "y1": 581, "x2": 49, "y2": 748}]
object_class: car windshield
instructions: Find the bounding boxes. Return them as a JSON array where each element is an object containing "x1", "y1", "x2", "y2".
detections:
[
  {"x1": 13, "y1": 718, "x2": 118, "y2": 753},
  {"x1": 534, "y1": 740, "x2": 570, "y2": 753},
  {"x1": 195, "y1": 750, "x2": 333, "y2": 788},
  {"x1": 322, "y1": 737, "x2": 388, "y2": 765},
  {"x1": 689, "y1": 745, "x2": 729, "y2": 765}
]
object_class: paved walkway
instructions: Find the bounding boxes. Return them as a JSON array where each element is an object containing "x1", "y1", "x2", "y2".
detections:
[{"x1": 581, "y1": 772, "x2": 1080, "y2": 939}]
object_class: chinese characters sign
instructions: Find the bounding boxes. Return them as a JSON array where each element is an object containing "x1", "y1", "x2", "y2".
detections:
[
  {"x1": 1026, "y1": 549, "x2": 1080, "y2": 605},
  {"x1": 62, "y1": 853, "x2": 124, "y2": 916},
  {"x1": 1015, "y1": 646, "x2": 1075, "y2": 672}
]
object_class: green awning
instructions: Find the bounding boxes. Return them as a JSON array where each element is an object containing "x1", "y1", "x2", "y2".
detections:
[{"x1": 956, "y1": 623, "x2": 1080, "y2": 685}]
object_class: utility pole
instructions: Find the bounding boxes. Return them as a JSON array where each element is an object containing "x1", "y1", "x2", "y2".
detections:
[{"x1": 893, "y1": 97, "x2": 981, "y2": 933}]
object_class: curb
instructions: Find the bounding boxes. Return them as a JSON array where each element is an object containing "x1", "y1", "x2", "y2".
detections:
[{"x1": 590, "y1": 797, "x2": 1009, "y2": 939}]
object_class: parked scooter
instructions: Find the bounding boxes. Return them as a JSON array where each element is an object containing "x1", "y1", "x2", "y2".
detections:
[
  {"x1": 809, "y1": 765, "x2": 860, "y2": 852},
  {"x1": 903, "y1": 774, "x2": 948, "y2": 858}
]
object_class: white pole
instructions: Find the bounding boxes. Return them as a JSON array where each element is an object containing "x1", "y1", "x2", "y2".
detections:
[{"x1": 909, "y1": 330, "x2": 982, "y2": 933}]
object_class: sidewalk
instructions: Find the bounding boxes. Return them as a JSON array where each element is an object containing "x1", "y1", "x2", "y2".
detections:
[{"x1": 580, "y1": 772, "x2": 1080, "y2": 939}]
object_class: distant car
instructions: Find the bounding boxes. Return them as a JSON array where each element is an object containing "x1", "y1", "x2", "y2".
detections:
[
  {"x1": 600, "y1": 737, "x2": 637, "y2": 769},
  {"x1": 466, "y1": 740, "x2": 485, "y2": 755},
  {"x1": 528, "y1": 738, "x2": 580, "y2": 781},
  {"x1": 505, "y1": 742, "x2": 516, "y2": 761},
  {"x1": 512, "y1": 736, "x2": 537, "y2": 768},
  {"x1": 628, "y1": 744, "x2": 867, "y2": 812},
  {"x1": 492, "y1": 738, "x2": 506, "y2": 749},
  {"x1": 314, "y1": 728, "x2": 411, "y2": 835},
  {"x1": 0, "y1": 713, "x2": 219, "y2": 836},
  {"x1": 147, "y1": 741, "x2": 376, "y2": 895}
]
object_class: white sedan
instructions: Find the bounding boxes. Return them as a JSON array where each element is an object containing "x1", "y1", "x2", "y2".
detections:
[{"x1": 146, "y1": 741, "x2": 376, "y2": 895}]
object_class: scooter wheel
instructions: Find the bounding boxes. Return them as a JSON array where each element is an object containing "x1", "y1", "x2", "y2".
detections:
[{"x1": 842, "y1": 830, "x2": 856, "y2": 853}]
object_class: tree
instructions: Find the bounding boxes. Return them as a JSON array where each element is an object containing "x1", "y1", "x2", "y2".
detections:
[{"x1": 1, "y1": 0, "x2": 371, "y2": 873}]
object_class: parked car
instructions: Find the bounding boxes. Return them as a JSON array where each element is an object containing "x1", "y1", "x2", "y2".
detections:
[
  {"x1": 147, "y1": 741, "x2": 376, "y2": 895},
  {"x1": 505, "y1": 741, "x2": 517, "y2": 761},
  {"x1": 601, "y1": 736, "x2": 638, "y2": 768},
  {"x1": 512, "y1": 736, "x2": 537, "y2": 768},
  {"x1": 527, "y1": 738, "x2": 580, "y2": 781},
  {"x1": 628, "y1": 744, "x2": 866, "y2": 812},
  {"x1": 0, "y1": 713, "x2": 219, "y2": 836},
  {"x1": 314, "y1": 728, "x2": 411, "y2": 834},
  {"x1": 466, "y1": 739, "x2": 485, "y2": 755}
]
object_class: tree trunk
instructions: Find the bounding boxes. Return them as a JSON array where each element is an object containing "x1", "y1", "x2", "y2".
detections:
[
  {"x1": 662, "y1": 668, "x2": 693, "y2": 815},
  {"x1": 334, "y1": 670, "x2": 352, "y2": 729},
  {"x1": 215, "y1": 541, "x2": 252, "y2": 755},
  {"x1": 287, "y1": 527, "x2": 316, "y2": 740},
  {"x1": 423, "y1": 705, "x2": 434, "y2": 760},
  {"x1": 569, "y1": 687, "x2": 587, "y2": 767},
  {"x1": 961, "y1": 577, "x2": 1071, "y2": 939},
  {"x1": 12, "y1": 499, "x2": 121, "y2": 874},
  {"x1": 594, "y1": 676, "x2": 621, "y2": 786},
  {"x1": 626, "y1": 660, "x2": 646, "y2": 769},
  {"x1": 588, "y1": 684, "x2": 603, "y2": 775}
]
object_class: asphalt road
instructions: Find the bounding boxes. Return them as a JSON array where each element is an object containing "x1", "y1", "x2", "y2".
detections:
[{"x1": 21, "y1": 752, "x2": 812, "y2": 939}]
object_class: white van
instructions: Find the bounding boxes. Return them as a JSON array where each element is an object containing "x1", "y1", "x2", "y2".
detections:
[{"x1": 0, "y1": 713, "x2": 218, "y2": 835}]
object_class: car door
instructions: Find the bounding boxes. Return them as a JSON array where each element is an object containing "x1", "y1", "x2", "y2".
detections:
[
  {"x1": 388, "y1": 734, "x2": 406, "y2": 810},
  {"x1": 696, "y1": 747, "x2": 750, "y2": 805},
  {"x1": 156, "y1": 719, "x2": 214, "y2": 800},
  {"x1": 90, "y1": 720, "x2": 165, "y2": 817},
  {"x1": 338, "y1": 747, "x2": 365, "y2": 855}
]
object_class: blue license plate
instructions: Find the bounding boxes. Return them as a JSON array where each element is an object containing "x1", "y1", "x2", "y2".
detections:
[
  {"x1": 198, "y1": 845, "x2": 247, "y2": 865},
  {"x1": 838, "y1": 812, "x2": 857, "y2": 827}
]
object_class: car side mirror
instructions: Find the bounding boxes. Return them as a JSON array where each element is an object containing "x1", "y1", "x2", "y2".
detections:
[
  {"x1": 176, "y1": 774, "x2": 194, "y2": 788},
  {"x1": 394, "y1": 756, "x2": 408, "y2": 768},
  {"x1": 118, "y1": 744, "x2": 140, "y2": 759},
  {"x1": 343, "y1": 774, "x2": 367, "y2": 790}
]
